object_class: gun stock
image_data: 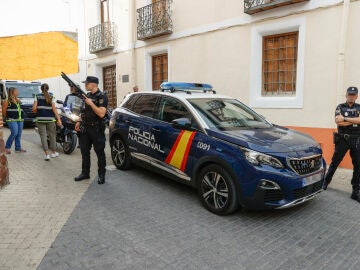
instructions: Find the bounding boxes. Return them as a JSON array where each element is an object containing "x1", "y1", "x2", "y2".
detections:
[{"x1": 60, "y1": 72, "x2": 87, "y2": 99}]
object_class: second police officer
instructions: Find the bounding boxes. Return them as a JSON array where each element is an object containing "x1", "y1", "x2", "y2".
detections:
[
  {"x1": 324, "y1": 86, "x2": 360, "y2": 203},
  {"x1": 74, "y1": 76, "x2": 108, "y2": 185}
]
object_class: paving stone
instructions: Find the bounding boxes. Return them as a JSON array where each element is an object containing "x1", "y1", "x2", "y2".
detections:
[{"x1": 37, "y1": 164, "x2": 360, "y2": 270}]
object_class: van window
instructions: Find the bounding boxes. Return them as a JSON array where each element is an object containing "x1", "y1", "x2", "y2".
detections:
[{"x1": 6, "y1": 83, "x2": 40, "y2": 98}]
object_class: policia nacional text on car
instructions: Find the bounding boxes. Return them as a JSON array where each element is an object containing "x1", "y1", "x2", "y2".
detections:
[
  {"x1": 74, "y1": 76, "x2": 108, "y2": 185},
  {"x1": 324, "y1": 86, "x2": 360, "y2": 203}
]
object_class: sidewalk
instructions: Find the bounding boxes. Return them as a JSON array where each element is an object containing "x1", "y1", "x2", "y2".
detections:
[
  {"x1": 327, "y1": 168, "x2": 354, "y2": 193},
  {"x1": 0, "y1": 128, "x2": 104, "y2": 270}
]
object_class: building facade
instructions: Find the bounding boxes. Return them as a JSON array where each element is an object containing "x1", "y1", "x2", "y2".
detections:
[{"x1": 79, "y1": 0, "x2": 360, "y2": 168}]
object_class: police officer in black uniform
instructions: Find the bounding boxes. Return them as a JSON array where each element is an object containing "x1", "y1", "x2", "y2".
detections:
[
  {"x1": 74, "y1": 76, "x2": 108, "y2": 185},
  {"x1": 324, "y1": 86, "x2": 360, "y2": 203}
]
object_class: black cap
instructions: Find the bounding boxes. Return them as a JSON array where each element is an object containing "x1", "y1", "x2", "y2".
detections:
[
  {"x1": 347, "y1": 86, "x2": 358, "y2": 95},
  {"x1": 82, "y1": 76, "x2": 99, "y2": 84}
]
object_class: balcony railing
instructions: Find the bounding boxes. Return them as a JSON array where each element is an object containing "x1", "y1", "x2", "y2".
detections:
[
  {"x1": 137, "y1": 0, "x2": 173, "y2": 41},
  {"x1": 244, "y1": 0, "x2": 309, "y2": 14},
  {"x1": 89, "y1": 21, "x2": 116, "y2": 54}
]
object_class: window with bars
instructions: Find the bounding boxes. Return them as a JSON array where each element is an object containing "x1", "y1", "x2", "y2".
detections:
[
  {"x1": 152, "y1": 53, "x2": 168, "y2": 90},
  {"x1": 262, "y1": 32, "x2": 298, "y2": 96}
]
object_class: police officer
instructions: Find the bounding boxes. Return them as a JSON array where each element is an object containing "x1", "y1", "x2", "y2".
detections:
[
  {"x1": 74, "y1": 76, "x2": 108, "y2": 185},
  {"x1": 324, "y1": 86, "x2": 360, "y2": 203}
]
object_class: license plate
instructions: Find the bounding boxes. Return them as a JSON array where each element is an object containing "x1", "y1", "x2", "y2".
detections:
[{"x1": 303, "y1": 172, "x2": 323, "y2": 186}]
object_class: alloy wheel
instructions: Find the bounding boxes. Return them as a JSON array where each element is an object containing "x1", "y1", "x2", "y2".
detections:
[
  {"x1": 201, "y1": 171, "x2": 229, "y2": 209},
  {"x1": 112, "y1": 139, "x2": 125, "y2": 167}
]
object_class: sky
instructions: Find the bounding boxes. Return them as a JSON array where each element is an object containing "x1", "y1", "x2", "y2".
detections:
[{"x1": 0, "y1": 0, "x2": 80, "y2": 37}]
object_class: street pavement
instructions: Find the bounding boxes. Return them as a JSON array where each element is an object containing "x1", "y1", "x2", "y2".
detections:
[
  {"x1": 1, "y1": 128, "x2": 360, "y2": 270},
  {"x1": 0, "y1": 127, "x2": 103, "y2": 270},
  {"x1": 38, "y1": 167, "x2": 360, "y2": 269}
]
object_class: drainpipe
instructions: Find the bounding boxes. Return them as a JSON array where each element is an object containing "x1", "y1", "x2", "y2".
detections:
[
  {"x1": 336, "y1": 0, "x2": 351, "y2": 105},
  {"x1": 130, "y1": 0, "x2": 137, "y2": 90}
]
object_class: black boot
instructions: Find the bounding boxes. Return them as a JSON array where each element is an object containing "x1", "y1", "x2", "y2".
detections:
[
  {"x1": 323, "y1": 178, "x2": 330, "y2": 190},
  {"x1": 350, "y1": 190, "x2": 360, "y2": 203},
  {"x1": 98, "y1": 176, "x2": 105, "y2": 185},
  {"x1": 74, "y1": 174, "x2": 90, "y2": 181},
  {"x1": 323, "y1": 180, "x2": 330, "y2": 190}
]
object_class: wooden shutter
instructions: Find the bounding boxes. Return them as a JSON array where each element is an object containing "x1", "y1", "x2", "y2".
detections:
[
  {"x1": 262, "y1": 32, "x2": 298, "y2": 96},
  {"x1": 152, "y1": 53, "x2": 168, "y2": 90},
  {"x1": 103, "y1": 65, "x2": 117, "y2": 108}
]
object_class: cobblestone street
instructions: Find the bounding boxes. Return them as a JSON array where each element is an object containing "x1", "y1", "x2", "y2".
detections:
[
  {"x1": 0, "y1": 128, "x2": 103, "y2": 270},
  {"x1": 1, "y1": 129, "x2": 360, "y2": 270}
]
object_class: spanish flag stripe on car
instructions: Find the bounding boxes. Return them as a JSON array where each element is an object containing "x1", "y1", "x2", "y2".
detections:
[{"x1": 165, "y1": 130, "x2": 196, "y2": 171}]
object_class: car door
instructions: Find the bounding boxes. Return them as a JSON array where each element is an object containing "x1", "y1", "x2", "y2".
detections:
[
  {"x1": 150, "y1": 96, "x2": 202, "y2": 181},
  {"x1": 123, "y1": 94, "x2": 162, "y2": 161}
]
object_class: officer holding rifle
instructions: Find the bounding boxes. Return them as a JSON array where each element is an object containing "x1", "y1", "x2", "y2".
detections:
[
  {"x1": 324, "y1": 86, "x2": 360, "y2": 203},
  {"x1": 74, "y1": 76, "x2": 108, "y2": 185}
]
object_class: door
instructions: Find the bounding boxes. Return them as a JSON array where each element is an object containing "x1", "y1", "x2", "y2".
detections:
[
  {"x1": 152, "y1": 54, "x2": 168, "y2": 90},
  {"x1": 151, "y1": 96, "x2": 201, "y2": 180},
  {"x1": 103, "y1": 65, "x2": 117, "y2": 109},
  {"x1": 125, "y1": 94, "x2": 161, "y2": 158}
]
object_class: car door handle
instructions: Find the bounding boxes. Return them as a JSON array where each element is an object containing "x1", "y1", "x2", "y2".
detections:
[
  {"x1": 151, "y1": 127, "x2": 161, "y2": 132},
  {"x1": 125, "y1": 120, "x2": 132, "y2": 124}
]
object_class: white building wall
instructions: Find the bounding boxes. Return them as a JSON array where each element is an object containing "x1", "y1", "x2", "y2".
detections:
[{"x1": 78, "y1": 0, "x2": 360, "y2": 128}]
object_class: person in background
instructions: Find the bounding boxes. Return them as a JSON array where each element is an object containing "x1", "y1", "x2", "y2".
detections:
[
  {"x1": 32, "y1": 83, "x2": 62, "y2": 160},
  {"x1": 2, "y1": 87, "x2": 26, "y2": 154},
  {"x1": 133, "y1": 85, "x2": 139, "y2": 93},
  {"x1": 64, "y1": 84, "x2": 80, "y2": 107}
]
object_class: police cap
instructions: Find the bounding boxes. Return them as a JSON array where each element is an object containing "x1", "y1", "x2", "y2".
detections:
[
  {"x1": 347, "y1": 86, "x2": 358, "y2": 95},
  {"x1": 82, "y1": 76, "x2": 99, "y2": 84}
]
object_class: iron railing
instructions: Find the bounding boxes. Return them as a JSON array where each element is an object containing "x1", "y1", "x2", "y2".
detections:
[
  {"x1": 244, "y1": 0, "x2": 309, "y2": 15},
  {"x1": 137, "y1": 0, "x2": 173, "y2": 41},
  {"x1": 89, "y1": 21, "x2": 117, "y2": 54}
]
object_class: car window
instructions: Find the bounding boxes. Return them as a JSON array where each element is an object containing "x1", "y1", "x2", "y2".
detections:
[
  {"x1": 156, "y1": 96, "x2": 200, "y2": 129},
  {"x1": 130, "y1": 95, "x2": 158, "y2": 118},
  {"x1": 122, "y1": 94, "x2": 139, "y2": 110},
  {"x1": 188, "y1": 98, "x2": 272, "y2": 131}
]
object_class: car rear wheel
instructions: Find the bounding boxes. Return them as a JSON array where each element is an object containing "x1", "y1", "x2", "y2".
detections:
[
  {"x1": 111, "y1": 136, "x2": 132, "y2": 170},
  {"x1": 197, "y1": 164, "x2": 238, "y2": 215}
]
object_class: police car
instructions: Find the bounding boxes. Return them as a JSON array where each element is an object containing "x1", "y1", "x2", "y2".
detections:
[{"x1": 109, "y1": 82, "x2": 326, "y2": 215}]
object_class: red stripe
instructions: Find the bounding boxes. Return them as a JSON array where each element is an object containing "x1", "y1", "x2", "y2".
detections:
[
  {"x1": 180, "y1": 132, "x2": 196, "y2": 171},
  {"x1": 165, "y1": 130, "x2": 185, "y2": 164}
]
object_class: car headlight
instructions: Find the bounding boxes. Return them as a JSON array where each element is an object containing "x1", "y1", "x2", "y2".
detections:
[{"x1": 240, "y1": 147, "x2": 284, "y2": 169}]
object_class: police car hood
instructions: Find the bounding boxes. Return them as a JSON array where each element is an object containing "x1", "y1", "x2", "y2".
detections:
[{"x1": 207, "y1": 125, "x2": 320, "y2": 155}]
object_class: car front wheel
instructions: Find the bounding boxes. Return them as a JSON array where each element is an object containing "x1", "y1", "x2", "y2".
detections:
[
  {"x1": 197, "y1": 164, "x2": 238, "y2": 215},
  {"x1": 111, "y1": 136, "x2": 132, "y2": 170}
]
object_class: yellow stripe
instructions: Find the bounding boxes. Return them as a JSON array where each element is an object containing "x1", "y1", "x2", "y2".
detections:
[{"x1": 168, "y1": 131, "x2": 193, "y2": 169}]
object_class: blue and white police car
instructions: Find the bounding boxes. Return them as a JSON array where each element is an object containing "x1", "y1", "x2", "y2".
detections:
[{"x1": 109, "y1": 82, "x2": 326, "y2": 215}]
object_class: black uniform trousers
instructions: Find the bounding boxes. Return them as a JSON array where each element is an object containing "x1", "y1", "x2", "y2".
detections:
[
  {"x1": 325, "y1": 136, "x2": 360, "y2": 192},
  {"x1": 79, "y1": 123, "x2": 106, "y2": 178}
]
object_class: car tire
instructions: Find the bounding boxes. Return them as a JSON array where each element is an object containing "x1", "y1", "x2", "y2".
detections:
[
  {"x1": 111, "y1": 136, "x2": 132, "y2": 170},
  {"x1": 197, "y1": 164, "x2": 238, "y2": 215}
]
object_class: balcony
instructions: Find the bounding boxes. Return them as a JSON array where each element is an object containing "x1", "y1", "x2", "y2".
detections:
[
  {"x1": 89, "y1": 21, "x2": 116, "y2": 54},
  {"x1": 137, "y1": 0, "x2": 173, "y2": 41},
  {"x1": 244, "y1": 0, "x2": 309, "y2": 15}
]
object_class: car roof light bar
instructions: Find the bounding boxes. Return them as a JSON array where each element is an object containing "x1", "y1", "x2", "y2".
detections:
[{"x1": 160, "y1": 82, "x2": 216, "y2": 94}]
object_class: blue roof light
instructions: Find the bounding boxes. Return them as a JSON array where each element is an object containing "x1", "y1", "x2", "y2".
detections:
[{"x1": 160, "y1": 82, "x2": 214, "y2": 92}]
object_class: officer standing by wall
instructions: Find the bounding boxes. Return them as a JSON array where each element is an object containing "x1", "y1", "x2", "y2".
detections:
[
  {"x1": 74, "y1": 76, "x2": 108, "y2": 185},
  {"x1": 324, "y1": 86, "x2": 360, "y2": 203}
]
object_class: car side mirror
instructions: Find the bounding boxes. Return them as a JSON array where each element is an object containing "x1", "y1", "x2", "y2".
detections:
[
  {"x1": 172, "y1": 118, "x2": 193, "y2": 130},
  {"x1": 56, "y1": 100, "x2": 64, "y2": 104}
]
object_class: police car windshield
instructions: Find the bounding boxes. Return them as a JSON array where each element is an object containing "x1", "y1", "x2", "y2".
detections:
[
  {"x1": 188, "y1": 98, "x2": 272, "y2": 131},
  {"x1": 6, "y1": 83, "x2": 40, "y2": 98}
]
